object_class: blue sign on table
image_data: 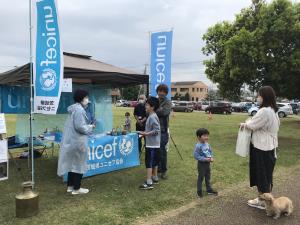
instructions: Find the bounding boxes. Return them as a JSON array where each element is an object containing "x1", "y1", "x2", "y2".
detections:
[{"x1": 64, "y1": 133, "x2": 139, "y2": 181}]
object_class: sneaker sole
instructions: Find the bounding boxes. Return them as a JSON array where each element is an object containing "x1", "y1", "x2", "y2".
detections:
[
  {"x1": 207, "y1": 193, "x2": 218, "y2": 195},
  {"x1": 247, "y1": 203, "x2": 265, "y2": 210},
  {"x1": 71, "y1": 191, "x2": 89, "y2": 195},
  {"x1": 139, "y1": 187, "x2": 154, "y2": 190},
  {"x1": 72, "y1": 192, "x2": 89, "y2": 195}
]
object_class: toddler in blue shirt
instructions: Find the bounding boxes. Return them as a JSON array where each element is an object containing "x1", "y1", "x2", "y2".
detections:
[{"x1": 194, "y1": 128, "x2": 218, "y2": 198}]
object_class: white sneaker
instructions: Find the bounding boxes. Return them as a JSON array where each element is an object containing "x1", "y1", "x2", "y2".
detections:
[
  {"x1": 247, "y1": 197, "x2": 265, "y2": 210},
  {"x1": 71, "y1": 188, "x2": 89, "y2": 195},
  {"x1": 67, "y1": 186, "x2": 74, "y2": 193}
]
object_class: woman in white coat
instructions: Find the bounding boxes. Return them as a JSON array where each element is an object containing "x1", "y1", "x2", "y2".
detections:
[
  {"x1": 57, "y1": 89, "x2": 94, "y2": 195},
  {"x1": 240, "y1": 86, "x2": 280, "y2": 209}
]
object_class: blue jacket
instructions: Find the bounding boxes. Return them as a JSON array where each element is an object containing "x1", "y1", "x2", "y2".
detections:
[{"x1": 193, "y1": 142, "x2": 213, "y2": 162}]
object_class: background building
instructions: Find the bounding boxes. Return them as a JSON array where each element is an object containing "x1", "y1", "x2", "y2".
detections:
[{"x1": 171, "y1": 81, "x2": 208, "y2": 101}]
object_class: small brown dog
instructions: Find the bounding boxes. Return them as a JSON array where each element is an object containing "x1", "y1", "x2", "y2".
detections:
[{"x1": 259, "y1": 193, "x2": 293, "y2": 219}]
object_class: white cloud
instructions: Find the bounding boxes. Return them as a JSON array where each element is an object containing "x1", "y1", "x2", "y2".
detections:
[{"x1": 0, "y1": 0, "x2": 253, "y2": 84}]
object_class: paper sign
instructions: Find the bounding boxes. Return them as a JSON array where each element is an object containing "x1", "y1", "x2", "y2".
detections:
[
  {"x1": 0, "y1": 140, "x2": 8, "y2": 181},
  {"x1": 0, "y1": 114, "x2": 7, "y2": 134},
  {"x1": 62, "y1": 78, "x2": 72, "y2": 92}
]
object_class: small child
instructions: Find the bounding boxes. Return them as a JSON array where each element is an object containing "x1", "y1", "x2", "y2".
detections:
[
  {"x1": 138, "y1": 97, "x2": 160, "y2": 190},
  {"x1": 124, "y1": 112, "x2": 131, "y2": 132},
  {"x1": 194, "y1": 128, "x2": 218, "y2": 197}
]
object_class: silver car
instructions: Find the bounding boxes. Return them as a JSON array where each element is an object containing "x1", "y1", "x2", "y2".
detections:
[
  {"x1": 248, "y1": 103, "x2": 293, "y2": 118},
  {"x1": 277, "y1": 103, "x2": 293, "y2": 117},
  {"x1": 173, "y1": 101, "x2": 194, "y2": 112}
]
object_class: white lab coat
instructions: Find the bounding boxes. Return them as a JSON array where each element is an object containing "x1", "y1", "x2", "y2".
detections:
[{"x1": 57, "y1": 103, "x2": 93, "y2": 176}]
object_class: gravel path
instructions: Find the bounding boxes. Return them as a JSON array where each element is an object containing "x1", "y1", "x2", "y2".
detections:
[{"x1": 139, "y1": 165, "x2": 300, "y2": 225}]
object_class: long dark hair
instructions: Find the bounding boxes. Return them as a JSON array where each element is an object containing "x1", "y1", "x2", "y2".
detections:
[{"x1": 258, "y1": 86, "x2": 278, "y2": 112}]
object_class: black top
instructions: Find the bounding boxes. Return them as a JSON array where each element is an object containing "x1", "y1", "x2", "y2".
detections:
[
  {"x1": 134, "y1": 103, "x2": 147, "y2": 131},
  {"x1": 134, "y1": 103, "x2": 147, "y2": 118}
]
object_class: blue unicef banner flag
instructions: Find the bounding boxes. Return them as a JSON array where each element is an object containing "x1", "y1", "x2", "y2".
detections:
[
  {"x1": 150, "y1": 31, "x2": 173, "y2": 99},
  {"x1": 33, "y1": 0, "x2": 63, "y2": 114}
]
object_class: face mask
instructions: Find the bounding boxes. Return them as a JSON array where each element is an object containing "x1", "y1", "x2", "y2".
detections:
[
  {"x1": 139, "y1": 99, "x2": 145, "y2": 104},
  {"x1": 257, "y1": 97, "x2": 263, "y2": 106},
  {"x1": 158, "y1": 92, "x2": 166, "y2": 99},
  {"x1": 81, "y1": 98, "x2": 89, "y2": 106}
]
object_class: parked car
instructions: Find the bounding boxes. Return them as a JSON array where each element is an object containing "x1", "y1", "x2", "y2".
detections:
[
  {"x1": 116, "y1": 100, "x2": 129, "y2": 107},
  {"x1": 171, "y1": 101, "x2": 177, "y2": 109},
  {"x1": 172, "y1": 101, "x2": 194, "y2": 112},
  {"x1": 243, "y1": 102, "x2": 255, "y2": 112},
  {"x1": 232, "y1": 102, "x2": 256, "y2": 112},
  {"x1": 201, "y1": 102, "x2": 209, "y2": 111},
  {"x1": 277, "y1": 103, "x2": 293, "y2": 117},
  {"x1": 232, "y1": 102, "x2": 244, "y2": 112},
  {"x1": 205, "y1": 101, "x2": 232, "y2": 114},
  {"x1": 290, "y1": 103, "x2": 300, "y2": 115},
  {"x1": 248, "y1": 103, "x2": 293, "y2": 118},
  {"x1": 193, "y1": 102, "x2": 202, "y2": 111}
]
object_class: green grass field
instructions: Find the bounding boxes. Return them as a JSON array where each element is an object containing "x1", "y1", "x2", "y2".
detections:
[{"x1": 1, "y1": 108, "x2": 300, "y2": 225}]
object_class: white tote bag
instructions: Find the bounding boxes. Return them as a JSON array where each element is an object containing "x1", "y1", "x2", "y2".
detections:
[{"x1": 235, "y1": 127, "x2": 251, "y2": 157}]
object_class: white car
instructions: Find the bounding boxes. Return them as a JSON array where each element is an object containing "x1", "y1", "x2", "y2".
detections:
[
  {"x1": 201, "y1": 102, "x2": 209, "y2": 111},
  {"x1": 277, "y1": 103, "x2": 293, "y2": 117},
  {"x1": 116, "y1": 100, "x2": 127, "y2": 107},
  {"x1": 248, "y1": 103, "x2": 293, "y2": 118}
]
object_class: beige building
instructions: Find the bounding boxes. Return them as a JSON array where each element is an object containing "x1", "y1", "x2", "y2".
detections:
[
  {"x1": 171, "y1": 81, "x2": 208, "y2": 101},
  {"x1": 111, "y1": 88, "x2": 121, "y2": 102}
]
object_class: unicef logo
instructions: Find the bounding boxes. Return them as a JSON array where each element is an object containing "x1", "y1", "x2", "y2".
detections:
[
  {"x1": 119, "y1": 137, "x2": 134, "y2": 156},
  {"x1": 39, "y1": 68, "x2": 57, "y2": 91}
]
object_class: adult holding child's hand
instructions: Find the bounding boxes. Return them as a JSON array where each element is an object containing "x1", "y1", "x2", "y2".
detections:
[{"x1": 241, "y1": 86, "x2": 280, "y2": 210}]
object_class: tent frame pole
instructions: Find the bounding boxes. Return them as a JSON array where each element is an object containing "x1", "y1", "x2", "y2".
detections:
[{"x1": 29, "y1": 0, "x2": 35, "y2": 189}]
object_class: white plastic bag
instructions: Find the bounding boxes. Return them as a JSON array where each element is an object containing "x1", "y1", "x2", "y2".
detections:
[{"x1": 235, "y1": 127, "x2": 251, "y2": 157}]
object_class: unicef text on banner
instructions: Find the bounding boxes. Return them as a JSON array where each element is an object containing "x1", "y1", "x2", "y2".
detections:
[
  {"x1": 33, "y1": 0, "x2": 63, "y2": 114},
  {"x1": 150, "y1": 31, "x2": 173, "y2": 99}
]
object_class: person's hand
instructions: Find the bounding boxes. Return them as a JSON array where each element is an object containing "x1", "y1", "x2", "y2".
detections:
[
  {"x1": 205, "y1": 158, "x2": 211, "y2": 162},
  {"x1": 240, "y1": 123, "x2": 246, "y2": 129},
  {"x1": 210, "y1": 157, "x2": 214, "y2": 162},
  {"x1": 88, "y1": 124, "x2": 95, "y2": 129},
  {"x1": 138, "y1": 131, "x2": 145, "y2": 136}
]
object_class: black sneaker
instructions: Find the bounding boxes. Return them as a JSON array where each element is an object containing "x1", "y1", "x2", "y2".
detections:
[
  {"x1": 207, "y1": 190, "x2": 218, "y2": 196},
  {"x1": 152, "y1": 178, "x2": 159, "y2": 185},
  {"x1": 160, "y1": 172, "x2": 168, "y2": 180},
  {"x1": 197, "y1": 191, "x2": 203, "y2": 198},
  {"x1": 139, "y1": 182, "x2": 154, "y2": 190}
]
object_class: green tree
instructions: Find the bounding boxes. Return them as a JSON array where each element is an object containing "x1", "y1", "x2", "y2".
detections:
[
  {"x1": 202, "y1": 0, "x2": 300, "y2": 99},
  {"x1": 121, "y1": 85, "x2": 140, "y2": 100},
  {"x1": 184, "y1": 92, "x2": 190, "y2": 101},
  {"x1": 173, "y1": 92, "x2": 181, "y2": 100},
  {"x1": 205, "y1": 89, "x2": 220, "y2": 101}
]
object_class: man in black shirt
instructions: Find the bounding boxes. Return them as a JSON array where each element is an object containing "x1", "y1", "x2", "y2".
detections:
[{"x1": 134, "y1": 95, "x2": 147, "y2": 154}]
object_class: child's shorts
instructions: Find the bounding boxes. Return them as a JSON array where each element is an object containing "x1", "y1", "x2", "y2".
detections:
[{"x1": 145, "y1": 148, "x2": 159, "y2": 168}]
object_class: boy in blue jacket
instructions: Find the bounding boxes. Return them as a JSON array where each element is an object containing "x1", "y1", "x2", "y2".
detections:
[{"x1": 194, "y1": 128, "x2": 218, "y2": 198}]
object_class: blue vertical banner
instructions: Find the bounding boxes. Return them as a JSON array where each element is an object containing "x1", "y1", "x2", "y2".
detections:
[
  {"x1": 150, "y1": 30, "x2": 173, "y2": 99},
  {"x1": 33, "y1": 0, "x2": 63, "y2": 114}
]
